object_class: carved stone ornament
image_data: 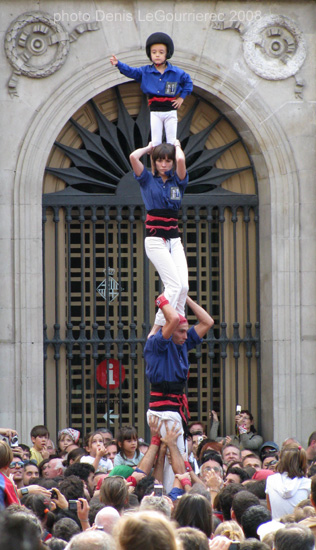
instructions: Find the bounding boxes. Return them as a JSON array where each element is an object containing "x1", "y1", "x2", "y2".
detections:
[
  {"x1": 4, "y1": 11, "x2": 100, "y2": 97},
  {"x1": 213, "y1": 14, "x2": 306, "y2": 98}
]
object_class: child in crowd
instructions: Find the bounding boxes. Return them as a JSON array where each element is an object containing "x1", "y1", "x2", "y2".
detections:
[
  {"x1": 110, "y1": 32, "x2": 193, "y2": 146},
  {"x1": 0, "y1": 440, "x2": 20, "y2": 508},
  {"x1": 114, "y1": 426, "x2": 144, "y2": 467},
  {"x1": 80, "y1": 431, "x2": 113, "y2": 474},
  {"x1": 29, "y1": 425, "x2": 50, "y2": 465},
  {"x1": 58, "y1": 428, "x2": 80, "y2": 455}
]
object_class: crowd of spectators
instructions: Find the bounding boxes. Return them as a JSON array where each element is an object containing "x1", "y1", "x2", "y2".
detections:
[{"x1": 0, "y1": 420, "x2": 316, "y2": 550}]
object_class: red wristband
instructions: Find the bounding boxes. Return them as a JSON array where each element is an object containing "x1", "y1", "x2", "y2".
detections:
[
  {"x1": 184, "y1": 461, "x2": 193, "y2": 472},
  {"x1": 155, "y1": 295, "x2": 169, "y2": 309},
  {"x1": 126, "y1": 476, "x2": 137, "y2": 487},
  {"x1": 180, "y1": 477, "x2": 192, "y2": 487},
  {"x1": 151, "y1": 436, "x2": 161, "y2": 446}
]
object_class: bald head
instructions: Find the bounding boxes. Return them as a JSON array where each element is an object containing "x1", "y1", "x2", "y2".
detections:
[{"x1": 95, "y1": 507, "x2": 120, "y2": 535}]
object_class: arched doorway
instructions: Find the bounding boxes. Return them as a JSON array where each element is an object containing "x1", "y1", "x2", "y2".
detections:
[{"x1": 42, "y1": 82, "x2": 259, "y2": 441}]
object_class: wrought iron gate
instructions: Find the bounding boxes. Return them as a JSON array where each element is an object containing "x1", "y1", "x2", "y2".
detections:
[{"x1": 42, "y1": 84, "x2": 260, "y2": 441}]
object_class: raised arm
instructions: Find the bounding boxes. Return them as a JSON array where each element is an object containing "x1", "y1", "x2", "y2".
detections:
[
  {"x1": 155, "y1": 295, "x2": 180, "y2": 340},
  {"x1": 186, "y1": 296, "x2": 214, "y2": 338},
  {"x1": 129, "y1": 143, "x2": 153, "y2": 177},
  {"x1": 174, "y1": 139, "x2": 186, "y2": 181}
]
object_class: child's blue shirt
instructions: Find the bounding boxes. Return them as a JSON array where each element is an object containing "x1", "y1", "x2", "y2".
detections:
[{"x1": 117, "y1": 60, "x2": 193, "y2": 99}]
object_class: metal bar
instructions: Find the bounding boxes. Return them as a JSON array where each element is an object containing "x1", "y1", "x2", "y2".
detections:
[
  {"x1": 91, "y1": 206, "x2": 99, "y2": 430},
  {"x1": 232, "y1": 206, "x2": 240, "y2": 405},
  {"x1": 219, "y1": 205, "x2": 227, "y2": 435},
  {"x1": 116, "y1": 206, "x2": 124, "y2": 427},
  {"x1": 66, "y1": 206, "x2": 73, "y2": 427},
  {"x1": 129, "y1": 206, "x2": 136, "y2": 427},
  {"x1": 53, "y1": 206, "x2": 60, "y2": 435},
  {"x1": 42, "y1": 206, "x2": 48, "y2": 426},
  {"x1": 244, "y1": 206, "x2": 253, "y2": 411},
  {"x1": 194, "y1": 206, "x2": 202, "y2": 419},
  {"x1": 254, "y1": 205, "x2": 262, "y2": 434},
  {"x1": 79, "y1": 205, "x2": 86, "y2": 437}
]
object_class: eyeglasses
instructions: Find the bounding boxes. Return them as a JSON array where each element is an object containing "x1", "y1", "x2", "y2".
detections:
[
  {"x1": 9, "y1": 461, "x2": 24, "y2": 468},
  {"x1": 203, "y1": 466, "x2": 221, "y2": 474}
]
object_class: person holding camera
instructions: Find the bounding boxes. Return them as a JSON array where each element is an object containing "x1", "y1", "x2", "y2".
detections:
[{"x1": 209, "y1": 409, "x2": 263, "y2": 453}]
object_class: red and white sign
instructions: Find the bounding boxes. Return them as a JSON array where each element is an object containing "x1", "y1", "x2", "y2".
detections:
[{"x1": 96, "y1": 359, "x2": 126, "y2": 389}]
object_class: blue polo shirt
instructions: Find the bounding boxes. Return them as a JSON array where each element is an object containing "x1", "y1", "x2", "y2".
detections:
[
  {"x1": 144, "y1": 327, "x2": 202, "y2": 384},
  {"x1": 135, "y1": 167, "x2": 188, "y2": 212},
  {"x1": 117, "y1": 60, "x2": 193, "y2": 99}
]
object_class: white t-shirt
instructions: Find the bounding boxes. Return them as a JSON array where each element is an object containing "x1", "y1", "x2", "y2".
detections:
[
  {"x1": 80, "y1": 455, "x2": 113, "y2": 473},
  {"x1": 266, "y1": 472, "x2": 311, "y2": 519}
]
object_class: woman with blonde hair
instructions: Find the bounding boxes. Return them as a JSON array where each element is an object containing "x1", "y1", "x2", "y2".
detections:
[
  {"x1": 114, "y1": 511, "x2": 178, "y2": 550},
  {"x1": 214, "y1": 520, "x2": 245, "y2": 542},
  {"x1": 266, "y1": 446, "x2": 311, "y2": 519}
]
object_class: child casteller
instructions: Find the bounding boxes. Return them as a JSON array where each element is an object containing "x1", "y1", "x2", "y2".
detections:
[{"x1": 110, "y1": 32, "x2": 193, "y2": 146}]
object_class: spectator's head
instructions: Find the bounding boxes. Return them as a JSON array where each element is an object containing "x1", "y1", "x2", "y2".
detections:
[
  {"x1": 277, "y1": 446, "x2": 307, "y2": 478},
  {"x1": 214, "y1": 519, "x2": 245, "y2": 541},
  {"x1": 0, "y1": 508, "x2": 43, "y2": 550},
  {"x1": 23, "y1": 461, "x2": 40, "y2": 486},
  {"x1": 58, "y1": 475, "x2": 85, "y2": 501},
  {"x1": 240, "y1": 540, "x2": 270, "y2": 550},
  {"x1": 188, "y1": 422, "x2": 205, "y2": 437},
  {"x1": 52, "y1": 517, "x2": 80, "y2": 542},
  {"x1": 58, "y1": 429, "x2": 80, "y2": 453},
  {"x1": 65, "y1": 448, "x2": 87, "y2": 467},
  {"x1": 95, "y1": 506, "x2": 120, "y2": 534},
  {"x1": 242, "y1": 453, "x2": 262, "y2": 471},
  {"x1": 19, "y1": 444, "x2": 31, "y2": 461},
  {"x1": 46, "y1": 456, "x2": 65, "y2": 479},
  {"x1": 99, "y1": 475, "x2": 129, "y2": 512},
  {"x1": 65, "y1": 530, "x2": 114, "y2": 550},
  {"x1": 105, "y1": 440, "x2": 118, "y2": 464},
  {"x1": 241, "y1": 505, "x2": 272, "y2": 539},
  {"x1": 262, "y1": 455, "x2": 279, "y2": 471},
  {"x1": 24, "y1": 493, "x2": 53, "y2": 526},
  {"x1": 274, "y1": 524, "x2": 315, "y2": 550},
  {"x1": 174, "y1": 493, "x2": 213, "y2": 538},
  {"x1": 217, "y1": 483, "x2": 246, "y2": 521},
  {"x1": 225, "y1": 464, "x2": 250, "y2": 485},
  {"x1": 0, "y1": 440, "x2": 13, "y2": 472},
  {"x1": 231, "y1": 490, "x2": 260, "y2": 525},
  {"x1": 176, "y1": 527, "x2": 209, "y2": 550},
  {"x1": 30, "y1": 425, "x2": 49, "y2": 452},
  {"x1": 116, "y1": 426, "x2": 139, "y2": 459},
  {"x1": 259, "y1": 442, "x2": 279, "y2": 462},
  {"x1": 114, "y1": 510, "x2": 177, "y2": 550},
  {"x1": 239, "y1": 410, "x2": 257, "y2": 433},
  {"x1": 64, "y1": 462, "x2": 95, "y2": 497},
  {"x1": 8, "y1": 454, "x2": 25, "y2": 484},
  {"x1": 47, "y1": 440, "x2": 56, "y2": 456},
  {"x1": 200, "y1": 450, "x2": 223, "y2": 481},
  {"x1": 97, "y1": 429, "x2": 114, "y2": 444},
  {"x1": 222, "y1": 443, "x2": 242, "y2": 465},
  {"x1": 139, "y1": 495, "x2": 172, "y2": 518},
  {"x1": 45, "y1": 537, "x2": 67, "y2": 550}
]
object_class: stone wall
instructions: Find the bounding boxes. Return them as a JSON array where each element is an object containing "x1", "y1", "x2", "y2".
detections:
[{"x1": 0, "y1": 0, "x2": 315, "y2": 446}]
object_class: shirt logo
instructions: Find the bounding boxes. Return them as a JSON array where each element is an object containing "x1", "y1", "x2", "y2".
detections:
[
  {"x1": 165, "y1": 81, "x2": 177, "y2": 95},
  {"x1": 170, "y1": 186, "x2": 181, "y2": 200}
]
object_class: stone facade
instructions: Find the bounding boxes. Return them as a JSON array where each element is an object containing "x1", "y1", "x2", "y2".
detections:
[{"x1": 0, "y1": 0, "x2": 315, "y2": 446}]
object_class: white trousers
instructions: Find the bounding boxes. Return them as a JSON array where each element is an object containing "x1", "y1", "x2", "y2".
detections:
[
  {"x1": 147, "y1": 410, "x2": 185, "y2": 494},
  {"x1": 150, "y1": 111, "x2": 178, "y2": 146},
  {"x1": 145, "y1": 237, "x2": 189, "y2": 327}
]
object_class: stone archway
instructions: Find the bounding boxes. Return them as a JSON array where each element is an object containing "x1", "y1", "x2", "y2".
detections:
[{"x1": 13, "y1": 52, "x2": 300, "y2": 443}]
